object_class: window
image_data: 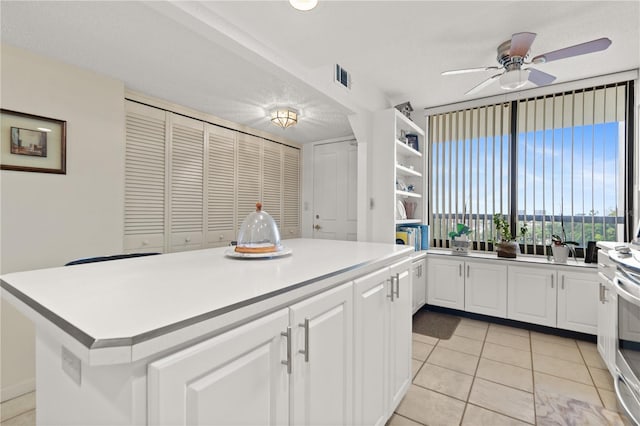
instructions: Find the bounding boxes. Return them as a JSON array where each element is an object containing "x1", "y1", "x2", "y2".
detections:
[{"x1": 428, "y1": 81, "x2": 634, "y2": 256}]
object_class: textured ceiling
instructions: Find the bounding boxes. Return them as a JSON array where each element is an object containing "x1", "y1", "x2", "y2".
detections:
[{"x1": 1, "y1": 1, "x2": 638, "y2": 144}]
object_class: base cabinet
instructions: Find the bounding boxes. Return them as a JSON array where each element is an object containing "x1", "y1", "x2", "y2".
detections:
[
  {"x1": 290, "y1": 283, "x2": 353, "y2": 426},
  {"x1": 148, "y1": 309, "x2": 290, "y2": 426},
  {"x1": 148, "y1": 262, "x2": 410, "y2": 426},
  {"x1": 427, "y1": 257, "x2": 465, "y2": 310},
  {"x1": 508, "y1": 266, "x2": 557, "y2": 327},
  {"x1": 353, "y1": 259, "x2": 412, "y2": 425},
  {"x1": 411, "y1": 257, "x2": 427, "y2": 314},
  {"x1": 557, "y1": 270, "x2": 599, "y2": 334},
  {"x1": 465, "y1": 262, "x2": 507, "y2": 318}
]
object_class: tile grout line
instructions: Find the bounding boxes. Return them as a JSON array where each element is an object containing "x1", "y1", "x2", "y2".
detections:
[{"x1": 457, "y1": 323, "x2": 488, "y2": 425}]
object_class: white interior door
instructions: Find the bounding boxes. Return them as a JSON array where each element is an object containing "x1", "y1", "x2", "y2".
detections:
[{"x1": 312, "y1": 141, "x2": 357, "y2": 240}]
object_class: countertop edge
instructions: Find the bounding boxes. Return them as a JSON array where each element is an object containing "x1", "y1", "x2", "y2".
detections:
[{"x1": 1, "y1": 245, "x2": 414, "y2": 353}]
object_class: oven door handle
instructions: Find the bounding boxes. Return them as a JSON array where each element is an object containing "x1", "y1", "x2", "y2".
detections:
[
  {"x1": 614, "y1": 275, "x2": 640, "y2": 306},
  {"x1": 615, "y1": 373, "x2": 640, "y2": 425}
]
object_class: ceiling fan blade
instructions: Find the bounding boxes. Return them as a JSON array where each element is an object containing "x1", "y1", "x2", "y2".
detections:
[
  {"x1": 510, "y1": 32, "x2": 537, "y2": 57},
  {"x1": 527, "y1": 68, "x2": 556, "y2": 86},
  {"x1": 465, "y1": 73, "x2": 502, "y2": 96},
  {"x1": 532, "y1": 37, "x2": 612, "y2": 64},
  {"x1": 442, "y1": 66, "x2": 500, "y2": 76}
]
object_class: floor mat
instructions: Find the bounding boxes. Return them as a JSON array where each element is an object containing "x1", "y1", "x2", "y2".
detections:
[{"x1": 412, "y1": 309, "x2": 461, "y2": 340}]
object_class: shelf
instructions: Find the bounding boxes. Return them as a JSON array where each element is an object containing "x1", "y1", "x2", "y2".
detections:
[
  {"x1": 396, "y1": 219, "x2": 422, "y2": 225},
  {"x1": 396, "y1": 164, "x2": 422, "y2": 178},
  {"x1": 396, "y1": 190, "x2": 422, "y2": 198},
  {"x1": 396, "y1": 140, "x2": 422, "y2": 158},
  {"x1": 395, "y1": 110, "x2": 425, "y2": 136}
]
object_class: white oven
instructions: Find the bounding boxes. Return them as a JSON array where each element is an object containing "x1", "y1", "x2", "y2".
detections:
[{"x1": 613, "y1": 249, "x2": 640, "y2": 425}]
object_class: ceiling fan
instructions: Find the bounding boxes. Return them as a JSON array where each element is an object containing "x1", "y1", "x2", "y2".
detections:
[{"x1": 442, "y1": 32, "x2": 612, "y2": 96}]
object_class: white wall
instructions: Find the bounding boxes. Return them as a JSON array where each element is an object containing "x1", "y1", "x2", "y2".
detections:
[{"x1": 0, "y1": 44, "x2": 125, "y2": 401}]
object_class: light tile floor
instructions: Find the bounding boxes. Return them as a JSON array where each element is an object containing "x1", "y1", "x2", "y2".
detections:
[
  {"x1": 0, "y1": 316, "x2": 630, "y2": 426},
  {"x1": 391, "y1": 315, "x2": 630, "y2": 426}
]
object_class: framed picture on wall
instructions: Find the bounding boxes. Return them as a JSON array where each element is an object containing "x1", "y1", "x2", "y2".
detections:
[{"x1": 1, "y1": 109, "x2": 66, "y2": 174}]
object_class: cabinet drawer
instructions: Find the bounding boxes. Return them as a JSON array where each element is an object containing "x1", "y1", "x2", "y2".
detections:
[
  {"x1": 207, "y1": 229, "x2": 235, "y2": 245},
  {"x1": 124, "y1": 234, "x2": 164, "y2": 252},
  {"x1": 282, "y1": 227, "x2": 300, "y2": 239},
  {"x1": 170, "y1": 232, "x2": 203, "y2": 248}
]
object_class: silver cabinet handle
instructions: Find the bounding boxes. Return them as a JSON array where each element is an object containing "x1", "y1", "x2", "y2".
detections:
[
  {"x1": 467, "y1": 265, "x2": 470, "y2": 278},
  {"x1": 561, "y1": 276, "x2": 565, "y2": 290},
  {"x1": 298, "y1": 318, "x2": 310, "y2": 362},
  {"x1": 281, "y1": 327, "x2": 292, "y2": 374},
  {"x1": 394, "y1": 273, "x2": 400, "y2": 298},
  {"x1": 551, "y1": 274, "x2": 554, "y2": 288},
  {"x1": 599, "y1": 283, "x2": 604, "y2": 303},
  {"x1": 459, "y1": 264, "x2": 462, "y2": 276},
  {"x1": 387, "y1": 277, "x2": 395, "y2": 302}
]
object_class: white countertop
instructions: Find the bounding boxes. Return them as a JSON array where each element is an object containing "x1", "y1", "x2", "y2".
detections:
[
  {"x1": 1, "y1": 239, "x2": 412, "y2": 353},
  {"x1": 426, "y1": 248, "x2": 597, "y2": 269}
]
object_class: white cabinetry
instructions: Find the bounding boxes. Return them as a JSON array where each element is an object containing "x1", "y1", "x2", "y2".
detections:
[
  {"x1": 148, "y1": 283, "x2": 353, "y2": 426},
  {"x1": 168, "y1": 113, "x2": 205, "y2": 252},
  {"x1": 508, "y1": 265, "x2": 598, "y2": 333},
  {"x1": 371, "y1": 108, "x2": 425, "y2": 243},
  {"x1": 557, "y1": 270, "x2": 599, "y2": 334},
  {"x1": 427, "y1": 256, "x2": 507, "y2": 318},
  {"x1": 427, "y1": 256, "x2": 465, "y2": 310},
  {"x1": 508, "y1": 265, "x2": 557, "y2": 327},
  {"x1": 412, "y1": 256, "x2": 427, "y2": 314},
  {"x1": 465, "y1": 262, "x2": 508, "y2": 318},
  {"x1": 353, "y1": 259, "x2": 412, "y2": 425},
  {"x1": 597, "y1": 250, "x2": 617, "y2": 375},
  {"x1": 290, "y1": 283, "x2": 353, "y2": 426},
  {"x1": 124, "y1": 101, "x2": 302, "y2": 253},
  {"x1": 147, "y1": 309, "x2": 290, "y2": 426},
  {"x1": 206, "y1": 124, "x2": 237, "y2": 247},
  {"x1": 147, "y1": 261, "x2": 409, "y2": 426},
  {"x1": 123, "y1": 102, "x2": 167, "y2": 253}
]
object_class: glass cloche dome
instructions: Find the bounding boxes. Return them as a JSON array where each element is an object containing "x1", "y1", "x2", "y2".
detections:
[{"x1": 235, "y1": 203, "x2": 283, "y2": 254}]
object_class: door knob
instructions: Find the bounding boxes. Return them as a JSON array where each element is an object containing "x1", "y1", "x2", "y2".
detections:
[{"x1": 314, "y1": 224, "x2": 321, "y2": 230}]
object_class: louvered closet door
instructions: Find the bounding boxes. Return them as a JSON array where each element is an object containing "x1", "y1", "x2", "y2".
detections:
[
  {"x1": 262, "y1": 141, "x2": 282, "y2": 230},
  {"x1": 124, "y1": 102, "x2": 166, "y2": 253},
  {"x1": 282, "y1": 146, "x2": 301, "y2": 239},
  {"x1": 169, "y1": 114, "x2": 205, "y2": 252},
  {"x1": 206, "y1": 124, "x2": 236, "y2": 248},
  {"x1": 236, "y1": 134, "x2": 262, "y2": 227}
]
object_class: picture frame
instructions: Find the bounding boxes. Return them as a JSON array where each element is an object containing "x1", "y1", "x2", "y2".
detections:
[{"x1": 1, "y1": 109, "x2": 66, "y2": 174}]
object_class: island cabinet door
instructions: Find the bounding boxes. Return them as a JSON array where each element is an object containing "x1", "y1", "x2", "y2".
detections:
[
  {"x1": 387, "y1": 259, "x2": 412, "y2": 416},
  {"x1": 507, "y1": 266, "x2": 557, "y2": 327},
  {"x1": 289, "y1": 282, "x2": 353, "y2": 426},
  {"x1": 147, "y1": 308, "x2": 290, "y2": 426},
  {"x1": 353, "y1": 267, "x2": 390, "y2": 426}
]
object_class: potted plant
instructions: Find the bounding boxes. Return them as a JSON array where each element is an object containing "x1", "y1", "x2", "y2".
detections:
[
  {"x1": 551, "y1": 233, "x2": 579, "y2": 263},
  {"x1": 493, "y1": 214, "x2": 528, "y2": 258},
  {"x1": 449, "y1": 223, "x2": 471, "y2": 255}
]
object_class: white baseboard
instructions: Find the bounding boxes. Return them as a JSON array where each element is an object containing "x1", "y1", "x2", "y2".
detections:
[{"x1": 1, "y1": 378, "x2": 35, "y2": 403}]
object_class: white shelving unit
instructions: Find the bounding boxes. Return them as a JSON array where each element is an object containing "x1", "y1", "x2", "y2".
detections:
[{"x1": 370, "y1": 108, "x2": 426, "y2": 244}]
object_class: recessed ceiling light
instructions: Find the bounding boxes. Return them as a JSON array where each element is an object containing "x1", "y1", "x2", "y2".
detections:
[{"x1": 289, "y1": 0, "x2": 318, "y2": 11}]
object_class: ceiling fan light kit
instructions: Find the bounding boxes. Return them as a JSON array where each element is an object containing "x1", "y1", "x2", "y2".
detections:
[
  {"x1": 442, "y1": 32, "x2": 612, "y2": 96},
  {"x1": 270, "y1": 108, "x2": 298, "y2": 129},
  {"x1": 499, "y1": 69, "x2": 530, "y2": 90}
]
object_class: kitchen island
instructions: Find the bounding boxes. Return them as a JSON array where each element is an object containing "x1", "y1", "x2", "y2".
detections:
[{"x1": 1, "y1": 238, "x2": 414, "y2": 425}]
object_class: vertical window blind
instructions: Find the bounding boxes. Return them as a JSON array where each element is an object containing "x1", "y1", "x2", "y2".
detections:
[{"x1": 428, "y1": 81, "x2": 632, "y2": 255}]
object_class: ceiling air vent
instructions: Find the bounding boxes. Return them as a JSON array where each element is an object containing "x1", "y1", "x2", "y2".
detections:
[{"x1": 335, "y1": 64, "x2": 351, "y2": 89}]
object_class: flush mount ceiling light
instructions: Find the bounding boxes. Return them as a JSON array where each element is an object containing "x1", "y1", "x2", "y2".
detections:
[
  {"x1": 289, "y1": 0, "x2": 318, "y2": 11},
  {"x1": 499, "y1": 68, "x2": 530, "y2": 90},
  {"x1": 270, "y1": 108, "x2": 298, "y2": 129}
]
